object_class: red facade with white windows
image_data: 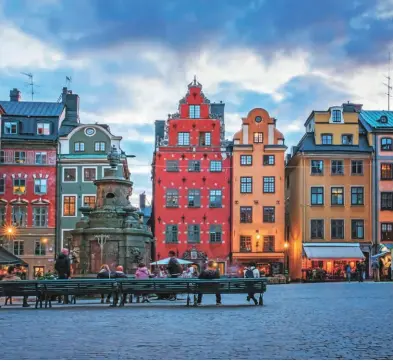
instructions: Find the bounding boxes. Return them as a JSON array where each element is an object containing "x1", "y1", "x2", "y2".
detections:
[{"x1": 152, "y1": 79, "x2": 231, "y2": 273}]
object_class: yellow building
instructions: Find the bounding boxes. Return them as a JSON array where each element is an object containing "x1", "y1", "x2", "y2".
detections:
[
  {"x1": 286, "y1": 103, "x2": 373, "y2": 281},
  {"x1": 232, "y1": 108, "x2": 287, "y2": 276}
]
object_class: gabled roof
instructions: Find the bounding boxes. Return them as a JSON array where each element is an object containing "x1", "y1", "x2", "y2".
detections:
[
  {"x1": 359, "y1": 110, "x2": 393, "y2": 129},
  {"x1": 0, "y1": 101, "x2": 64, "y2": 117},
  {"x1": 0, "y1": 246, "x2": 28, "y2": 266}
]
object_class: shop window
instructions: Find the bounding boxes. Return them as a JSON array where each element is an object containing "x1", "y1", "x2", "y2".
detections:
[
  {"x1": 263, "y1": 236, "x2": 275, "y2": 252},
  {"x1": 83, "y1": 168, "x2": 96, "y2": 181},
  {"x1": 253, "y1": 133, "x2": 263, "y2": 143},
  {"x1": 331, "y1": 160, "x2": 344, "y2": 175},
  {"x1": 33, "y1": 207, "x2": 48, "y2": 227},
  {"x1": 263, "y1": 177, "x2": 275, "y2": 193},
  {"x1": 331, "y1": 187, "x2": 344, "y2": 205},
  {"x1": 165, "y1": 225, "x2": 178, "y2": 243},
  {"x1": 210, "y1": 161, "x2": 222, "y2": 172},
  {"x1": 13, "y1": 240, "x2": 24, "y2": 256},
  {"x1": 209, "y1": 225, "x2": 222, "y2": 243},
  {"x1": 37, "y1": 123, "x2": 50, "y2": 135},
  {"x1": 178, "y1": 132, "x2": 190, "y2": 146},
  {"x1": 311, "y1": 187, "x2": 324, "y2": 205},
  {"x1": 351, "y1": 220, "x2": 364, "y2": 239},
  {"x1": 263, "y1": 207, "x2": 275, "y2": 223},
  {"x1": 199, "y1": 132, "x2": 211, "y2": 146},
  {"x1": 188, "y1": 160, "x2": 200, "y2": 172},
  {"x1": 311, "y1": 160, "x2": 324, "y2": 175},
  {"x1": 240, "y1": 155, "x2": 252, "y2": 166},
  {"x1": 187, "y1": 225, "x2": 200, "y2": 243},
  {"x1": 74, "y1": 142, "x2": 85, "y2": 152},
  {"x1": 381, "y1": 138, "x2": 392, "y2": 151},
  {"x1": 14, "y1": 151, "x2": 26, "y2": 164},
  {"x1": 381, "y1": 223, "x2": 393, "y2": 241},
  {"x1": 187, "y1": 189, "x2": 200, "y2": 207},
  {"x1": 351, "y1": 187, "x2": 364, "y2": 205},
  {"x1": 331, "y1": 220, "x2": 344, "y2": 239},
  {"x1": 240, "y1": 207, "x2": 252, "y2": 223},
  {"x1": 209, "y1": 190, "x2": 222, "y2": 208},
  {"x1": 166, "y1": 160, "x2": 179, "y2": 172},
  {"x1": 263, "y1": 155, "x2": 275, "y2": 165},
  {"x1": 63, "y1": 168, "x2": 77, "y2": 182},
  {"x1": 83, "y1": 196, "x2": 96, "y2": 208},
  {"x1": 166, "y1": 189, "x2": 179, "y2": 207},
  {"x1": 240, "y1": 177, "x2": 252, "y2": 193},
  {"x1": 381, "y1": 192, "x2": 393, "y2": 210},
  {"x1": 63, "y1": 196, "x2": 76, "y2": 216},
  {"x1": 13, "y1": 179, "x2": 26, "y2": 194},
  {"x1": 240, "y1": 236, "x2": 252, "y2": 252},
  {"x1": 381, "y1": 163, "x2": 393, "y2": 180},
  {"x1": 311, "y1": 220, "x2": 324, "y2": 239},
  {"x1": 189, "y1": 105, "x2": 200, "y2": 119}
]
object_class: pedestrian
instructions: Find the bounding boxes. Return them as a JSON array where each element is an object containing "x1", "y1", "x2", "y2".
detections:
[
  {"x1": 345, "y1": 264, "x2": 351, "y2": 282},
  {"x1": 361, "y1": 260, "x2": 366, "y2": 281},
  {"x1": 356, "y1": 262, "x2": 362, "y2": 283},
  {"x1": 1, "y1": 265, "x2": 30, "y2": 308},
  {"x1": 112, "y1": 265, "x2": 128, "y2": 306},
  {"x1": 197, "y1": 260, "x2": 221, "y2": 306},
  {"x1": 55, "y1": 248, "x2": 71, "y2": 304},
  {"x1": 135, "y1": 263, "x2": 152, "y2": 303},
  {"x1": 371, "y1": 259, "x2": 380, "y2": 282},
  {"x1": 244, "y1": 263, "x2": 259, "y2": 305},
  {"x1": 97, "y1": 264, "x2": 112, "y2": 304},
  {"x1": 167, "y1": 251, "x2": 182, "y2": 278}
]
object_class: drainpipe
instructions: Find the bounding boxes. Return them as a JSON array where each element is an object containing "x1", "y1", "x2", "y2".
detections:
[
  {"x1": 373, "y1": 133, "x2": 378, "y2": 256},
  {"x1": 55, "y1": 143, "x2": 61, "y2": 255}
]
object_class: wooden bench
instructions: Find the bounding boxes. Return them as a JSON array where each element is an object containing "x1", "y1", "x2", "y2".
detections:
[{"x1": 0, "y1": 281, "x2": 44, "y2": 308}]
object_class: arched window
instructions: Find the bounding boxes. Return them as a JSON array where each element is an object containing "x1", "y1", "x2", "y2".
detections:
[{"x1": 381, "y1": 138, "x2": 393, "y2": 151}]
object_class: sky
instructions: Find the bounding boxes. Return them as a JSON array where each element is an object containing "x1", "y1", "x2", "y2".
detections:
[{"x1": 1, "y1": 0, "x2": 393, "y2": 206}]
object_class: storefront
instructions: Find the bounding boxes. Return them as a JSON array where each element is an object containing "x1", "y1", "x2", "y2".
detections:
[
  {"x1": 231, "y1": 252, "x2": 285, "y2": 277},
  {"x1": 0, "y1": 246, "x2": 28, "y2": 280},
  {"x1": 302, "y1": 243, "x2": 366, "y2": 281}
]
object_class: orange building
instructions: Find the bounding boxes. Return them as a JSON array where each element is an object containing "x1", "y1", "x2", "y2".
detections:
[
  {"x1": 231, "y1": 108, "x2": 287, "y2": 276},
  {"x1": 286, "y1": 103, "x2": 373, "y2": 281}
]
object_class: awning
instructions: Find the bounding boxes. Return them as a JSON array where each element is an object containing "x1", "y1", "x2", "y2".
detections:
[
  {"x1": 303, "y1": 243, "x2": 365, "y2": 260},
  {"x1": 0, "y1": 246, "x2": 28, "y2": 266}
]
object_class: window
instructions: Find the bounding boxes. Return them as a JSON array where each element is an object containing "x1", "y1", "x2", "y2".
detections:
[
  {"x1": 64, "y1": 168, "x2": 76, "y2": 182},
  {"x1": 210, "y1": 225, "x2": 222, "y2": 243},
  {"x1": 37, "y1": 123, "x2": 50, "y2": 135},
  {"x1": 4, "y1": 122, "x2": 18, "y2": 134},
  {"x1": 331, "y1": 220, "x2": 344, "y2": 239},
  {"x1": 381, "y1": 223, "x2": 393, "y2": 241},
  {"x1": 188, "y1": 160, "x2": 200, "y2": 172},
  {"x1": 331, "y1": 187, "x2": 344, "y2": 205},
  {"x1": 209, "y1": 190, "x2": 222, "y2": 208},
  {"x1": 0, "y1": 178, "x2": 4, "y2": 194},
  {"x1": 14, "y1": 151, "x2": 26, "y2": 164},
  {"x1": 12, "y1": 206, "x2": 27, "y2": 227},
  {"x1": 166, "y1": 160, "x2": 179, "y2": 172},
  {"x1": 380, "y1": 115, "x2": 388, "y2": 123},
  {"x1": 74, "y1": 142, "x2": 85, "y2": 152},
  {"x1": 351, "y1": 187, "x2": 364, "y2": 205},
  {"x1": 63, "y1": 196, "x2": 76, "y2": 216},
  {"x1": 311, "y1": 187, "x2": 324, "y2": 205},
  {"x1": 35, "y1": 152, "x2": 47, "y2": 165},
  {"x1": 188, "y1": 189, "x2": 200, "y2": 207},
  {"x1": 0, "y1": 207, "x2": 5, "y2": 226},
  {"x1": 381, "y1": 163, "x2": 393, "y2": 180},
  {"x1": 178, "y1": 132, "x2": 190, "y2": 146},
  {"x1": 187, "y1": 225, "x2": 200, "y2": 243},
  {"x1": 263, "y1": 236, "x2": 275, "y2": 252},
  {"x1": 351, "y1": 160, "x2": 363, "y2": 175},
  {"x1": 381, "y1": 192, "x2": 393, "y2": 210},
  {"x1": 34, "y1": 266, "x2": 45, "y2": 277},
  {"x1": 263, "y1": 155, "x2": 275, "y2": 165},
  {"x1": 381, "y1": 138, "x2": 393, "y2": 151},
  {"x1": 0, "y1": 150, "x2": 4, "y2": 163},
  {"x1": 240, "y1": 207, "x2": 252, "y2": 223},
  {"x1": 13, "y1": 179, "x2": 26, "y2": 194},
  {"x1": 210, "y1": 161, "x2": 222, "y2": 172},
  {"x1": 34, "y1": 179, "x2": 47, "y2": 195},
  {"x1": 35, "y1": 240, "x2": 46, "y2": 256},
  {"x1": 253, "y1": 133, "x2": 263, "y2": 143},
  {"x1": 240, "y1": 177, "x2": 252, "y2": 193},
  {"x1": 240, "y1": 155, "x2": 252, "y2": 166},
  {"x1": 332, "y1": 110, "x2": 342, "y2": 123},
  {"x1": 13, "y1": 241, "x2": 24, "y2": 256},
  {"x1": 263, "y1": 207, "x2": 275, "y2": 223},
  {"x1": 33, "y1": 207, "x2": 48, "y2": 227},
  {"x1": 83, "y1": 168, "x2": 96, "y2": 181},
  {"x1": 83, "y1": 196, "x2": 96, "y2": 208},
  {"x1": 331, "y1": 160, "x2": 344, "y2": 175},
  {"x1": 189, "y1": 105, "x2": 200, "y2": 119},
  {"x1": 165, "y1": 225, "x2": 178, "y2": 243},
  {"x1": 240, "y1": 236, "x2": 252, "y2": 252},
  {"x1": 263, "y1": 177, "x2": 275, "y2": 193},
  {"x1": 351, "y1": 220, "x2": 364, "y2": 239},
  {"x1": 199, "y1": 132, "x2": 211, "y2": 146},
  {"x1": 342, "y1": 134, "x2": 353, "y2": 145},
  {"x1": 311, "y1": 160, "x2": 324, "y2": 175},
  {"x1": 95, "y1": 142, "x2": 106, "y2": 152},
  {"x1": 311, "y1": 220, "x2": 324, "y2": 239},
  {"x1": 166, "y1": 189, "x2": 179, "y2": 207},
  {"x1": 321, "y1": 134, "x2": 333, "y2": 145}
]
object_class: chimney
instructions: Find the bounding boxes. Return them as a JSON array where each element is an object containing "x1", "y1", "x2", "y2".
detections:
[
  {"x1": 10, "y1": 88, "x2": 21, "y2": 102},
  {"x1": 139, "y1": 192, "x2": 146, "y2": 209},
  {"x1": 63, "y1": 88, "x2": 80, "y2": 124}
]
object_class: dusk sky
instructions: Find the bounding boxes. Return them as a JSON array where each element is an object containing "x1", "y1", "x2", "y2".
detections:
[{"x1": 1, "y1": 0, "x2": 393, "y2": 205}]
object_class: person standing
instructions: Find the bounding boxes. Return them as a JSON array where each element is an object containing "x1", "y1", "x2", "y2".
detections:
[
  {"x1": 371, "y1": 259, "x2": 380, "y2": 282},
  {"x1": 345, "y1": 264, "x2": 351, "y2": 283},
  {"x1": 167, "y1": 250, "x2": 182, "y2": 278},
  {"x1": 55, "y1": 248, "x2": 71, "y2": 304},
  {"x1": 197, "y1": 260, "x2": 221, "y2": 306},
  {"x1": 244, "y1": 264, "x2": 259, "y2": 305}
]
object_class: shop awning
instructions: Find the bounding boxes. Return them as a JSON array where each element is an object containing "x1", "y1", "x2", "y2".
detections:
[
  {"x1": 303, "y1": 243, "x2": 365, "y2": 260},
  {"x1": 0, "y1": 246, "x2": 28, "y2": 266}
]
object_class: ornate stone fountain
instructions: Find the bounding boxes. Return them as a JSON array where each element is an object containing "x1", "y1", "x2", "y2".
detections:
[{"x1": 70, "y1": 146, "x2": 153, "y2": 275}]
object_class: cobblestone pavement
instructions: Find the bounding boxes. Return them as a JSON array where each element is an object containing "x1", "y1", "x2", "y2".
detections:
[{"x1": 0, "y1": 282, "x2": 392, "y2": 360}]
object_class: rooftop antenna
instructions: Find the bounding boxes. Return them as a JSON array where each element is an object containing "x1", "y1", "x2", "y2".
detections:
[
  {"x1": 66, "y1": 76, "x2": 72, "y2": 88},
  {"x1": 383, "y1": 52, "x2": 392, "y2": 111},
  {"x1": 21, "y1": 72, "x2": 35, "y2": 101}
]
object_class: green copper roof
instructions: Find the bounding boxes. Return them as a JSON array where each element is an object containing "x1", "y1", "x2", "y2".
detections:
[{"x1": 360, "y1": 111, "x2": 393, "y2": 129}]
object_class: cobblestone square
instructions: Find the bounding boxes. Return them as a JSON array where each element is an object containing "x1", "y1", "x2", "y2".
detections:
[{"x1": 0, "y1": 282, "x2": 392, "y2": 360}]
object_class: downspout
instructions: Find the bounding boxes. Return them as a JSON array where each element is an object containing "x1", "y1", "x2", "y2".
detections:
[
  {"x1": 373, "y1": 133, "x2": 378, "y2": 256},
  {"x1": 55, "y1": 143, "x2": 61, "y2": 255},
  {"x1": 302, "y1": 153, "x2": 306, "y2": 276}
]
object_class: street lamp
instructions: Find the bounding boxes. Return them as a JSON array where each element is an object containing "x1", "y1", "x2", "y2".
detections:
[{"x1": 284, "y1": 242, "x2": 289, "y2": 279}]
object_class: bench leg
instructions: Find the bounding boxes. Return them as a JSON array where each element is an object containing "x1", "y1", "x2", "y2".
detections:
[
  {"x1": 44, "y1": 295, "x2": 48, "y2": 309},
  {"x1": 72, "y1": 296, "x2": 76, "y2": 304},
  {"x1": 259, "y1": 293, "x2": 263, "y2": 306},
  {"x1": 187, "y1": 294, "x2": 190, "y2": 307},
  {"x1": 35, "y1": 297, "x2": 39, "y2": 309},
  {"x1": 129, "y1": 294, "x2": 133, "y2": 303},
  {"x1": 193, "y1": 294, "x2": 198, "y2": 307}
]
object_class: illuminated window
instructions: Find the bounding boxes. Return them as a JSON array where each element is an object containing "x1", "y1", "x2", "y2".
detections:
[
  {"x1": 331, "y1": 187, "x2": 344, "y2": 205},
  {"x1": 381, "y1": 163, "x2": 393, "y2": 180},
  {"x1": 14, "y1": 151, "x2": 26, "y2": 164},
  {"x1": 253, "y1": 133, "x2": 263, "y2": 143},
  {"x1": 240, "y1": 236, "x2": 252, "y2": 252},
  {"x1": 83, "y1": 196, "x2": 96, "y2": 208},
  {"x1": 63, "y1": 196, "x2": 76, "y2": 216},
  {"x1": 13, "y1": 179, "x2": 26, "y2": 194},
  {"x1": 263, "y1": 236, "x2": 275, "y2": 252}
]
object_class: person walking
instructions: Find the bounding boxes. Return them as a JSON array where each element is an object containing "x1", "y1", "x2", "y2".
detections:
[
  {"x1": 345, "y1": 264, "x2": 352, "y2": 283},
  {"x1": 1, "y1": 266, "x2": 30, "y2": 308},
  {"x1": 371, "y1": 259, "x2": 380, "y2": 282},
  {"x1": 55, "y1": 248, "x2": 71, "y2": 304},
  {"x1": 135, "y1": 263, "x2": 152, "y2": 303},
  {"x1": 197, "y1": 260, "x2": 222, "y2": 306},
  {"x1": 97, "y1": 264, "x2": 112, "y2": 304},
  {"x1": 244, "y1": 264, "x2": 259, "y2": 305}
]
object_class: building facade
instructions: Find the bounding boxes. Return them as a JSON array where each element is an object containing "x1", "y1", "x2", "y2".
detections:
[
  {"x1": 286, "y1": 103, "x2": 373, "y2": 280},
  {"x1": 0, "y1": 89, "x2": 65, "y2": 278},
  {"x1": 231, "y1": 108, "x2": 287, "y2": 275},
  {"x1": 152, "y1": 78, "x2": 231, "y2": 273}
]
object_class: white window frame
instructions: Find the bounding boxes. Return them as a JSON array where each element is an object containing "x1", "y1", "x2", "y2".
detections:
[
  {"x1": 74, "y1": 142, "x2": 85, "y2": 152},
  {"x1": 61, "y1": 229, "x2": 73, "y2": 251},
  {"x1": 4, "y1": 122, "x2": 18, "y2": 134},
  {"x1": 102, "y1": 166, "x2": 115, "y2": 178},
  {"x1": 37, "y1": 123, "x2": 50, "y2": 135},
  {"x1": 82, "y1": 194, "x2": 96, "y2": 208},
  {"x1": 95, "y1": 142, "x2": 106, "y2": 152},
  {"x1": 62, "y1": 194, "x2": 78, "y2": 217},
  {"x1": 329, "y1": 107, "x2": 344, "y2": 124},
  {"x1": 34, "y1": 178, "x2": 48, "y2": 195},
  {"x1": 62, "y1": 167, "x2": 78, "y2": 183},
  {"x1": 82, "y1": 166, "x2": 97, "y2": 183}
]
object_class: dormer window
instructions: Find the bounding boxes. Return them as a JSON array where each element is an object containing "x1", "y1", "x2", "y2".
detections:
[
  {"x1": 342, "y1": 134, "x2": 353, "y2": 145},
  {"x1": 329, "y1": 107, "x2": 343, "y2": 124},
  {"x1": 4, "y1": 122, "x2": 18, "y2": 134},
  {"x1": 189, "y1": 105, "x2": 200, "y2": 119},
  {"x1": 380, "y1": 116, "x2": 388, "y2": 123},
  {"x1": 37, "y1": 123, "x2": 50, "y2": 135}
]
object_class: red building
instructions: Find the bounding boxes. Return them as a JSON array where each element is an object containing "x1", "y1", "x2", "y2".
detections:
[
  {"x1": 0, "y1": 89, "x2": 65, "y2": 278},
  {"x1": 152, "y1": 78, "x2": 231, "y2": 273}
]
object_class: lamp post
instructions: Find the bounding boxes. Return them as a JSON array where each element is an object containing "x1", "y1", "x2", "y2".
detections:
[{"x1": 284, "y1": 242, "x2": 289, "y2": 281}]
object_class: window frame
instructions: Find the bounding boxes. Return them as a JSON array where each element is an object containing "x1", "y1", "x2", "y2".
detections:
[
  {"x1": 62, "y1": 195, "x2": 77, "y2": 217},
  {"x1": 311, "y1": 186, "x2": 324, "y2": 206},
  {"x1": 177, "y1": 132, "x2": 190, "y2": 146},
  {"x1": 187, "y1": 224, "x2": 200, "y2": 243},
  {"x1": 13, "y1": 178, "x2": 26, "y2": 195},
  {"x1": 83, "y1": 195, "x2": 96, "y2": 208},
  {"x1": 209, "y1": 160, "x2": 222, "y2": 172},
  {"x1": 331, "y1": 219, "x2": 345, "y2": 239},
  {"x1": 37, "y1": 123, "x2": 51, "y2": 135},
  {"x1": 321, "y1": 133, "x2": 333, "y2": 145},
  {"x1": 63, "y1": 167, "x2": 77, "y2": 183},
  {"x1": 263, "y1": 206, "x2": 275, "y2": 223},
  {"x1": 240, "y1": 155, "x2": 252, "y2": 166},
  {"x1": 311, "y1": 160, "x2": 324, "y2": 175},
  {"x1": 331, "y1": 186, "x2": 344, "y2": 206},
  {"x1": 263, "y1": 155, "x2": 275, "y2": 166},
  {"x1": 189, "y1": 105, "x2": 201, "y2": 119},
  {"x1": 0, "y1": 178, "x2": 4, "y2": 194},
  {"x1": 14, "y1": 151, "x2": 26, "y2": 164},
  {"x1": 253, "y1": 132, "x2": 263, "y2": 144},
  {"x1": 332, "y1": 109, "x2": 342, "y2": 123},
  {"x1": 381, "y1": 137, "x2": 393, "y2": 151},
  {"x1": 240, "y1": 177, "x2": 253, "y2": 194},
  {"x1": 74, "y1": 142, "x2": 85, "y2": 152},
  {"x1": 310, "y1": 219, "x2": 324, "y2": 239},
  {"x1": 35, "y1": 152, "x2": 47, "y2": 165},
  {"x1": 12, "y1": 205, "x2": 27, "y2": 227},
  {"x1": 351, "y1": 186, "x2": 364, "y2": 206},
  {"x1": 351, "y1": 160, "x2": 364, "y2": 175},
  {"x1": 263, "y1": 236, "x2": 275, "y2": 252},
  {"x1": 35, "y1": 240, "x2": 46, "y2": 256},
  {"x1": 351, "y1": 219, "x2": 364, "y2": 240},
  {"x1": 341, "y1": 134, "x2": 353, "y2": 145},
  {"x1": 209, "y1": 225, "x2": 222, "y2": 243},
  {"x1": 263, "y1": 176, "x2": 275, "y2": 194},
  {"x1": 166, "y1": 189, "x2": 179, "y2": 208},
  {"x1": 381, "y1": 192, "x2": 393, "y2": 210},
  {"x1": 187, "y1": 189, "x2": 201, "y2": 208},
  {"x1": 94, "y1": 142, "x2": 106, "y2": 152},
  {"x1": 209, "y1": 189, "x2": 222, "y2": 208},
  {"x1": 82, "y1": 167, "x2": 97, "y2": 182},
  {"x1": 240, "y1": 206, "x2": 253, "y2": 223},
  {"x1": 32, "y1": 206, "x2": 48, "y2": 227},
  {"x1": 165, "y1": 225, "x2": 179, "y2": 243},
  {"x1": 0, "y1": 150, "x2": 4, "y2": 164},
  {"x1": 331, "y1": 160, "x2": 344, "y2": 175},
  {"x1": 240, "y1": 235, "x2": 252, "y2": 252},
  {"x1": 188, "y1": 160, "x2": 201, "y2": 172},
  {"x1": 4, "y1": 121, "x2": 18, "y2": 135},
  {"x1": 166, "y1": 160, "x2": 179, "y2": 172},
  {"x1": 381, "y1": 163, "x2": 393, "y2": 180},
  {"x1": 199, "y1": 132, "x2": 211, "y2": 146},
  {"x1": 34, "y1": 178, "x2": 47, "y2": 195},
  {"x1": 13, "y1": 240, "x2": 24, "y2": 256},
  {"x1": 381, "y1": 222, "x2": 393, "y2": 241}
]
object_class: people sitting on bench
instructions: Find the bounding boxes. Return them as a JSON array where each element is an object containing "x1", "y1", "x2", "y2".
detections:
[
  {"x1": 197, "y1": 260, "x2": 222, "y2": 306},
  {"x1": 97, "y1": 264, "x2": 112, "y2": 304},
  {"x1": 135, "y1": 263, "x2": 153, "y2": 303},
  {"x1": 112, "y1": 265, "x2": 127, "y2": 307},
  {"x1": 1, "y1": 265, "x2": 30, "y2": 308}
]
